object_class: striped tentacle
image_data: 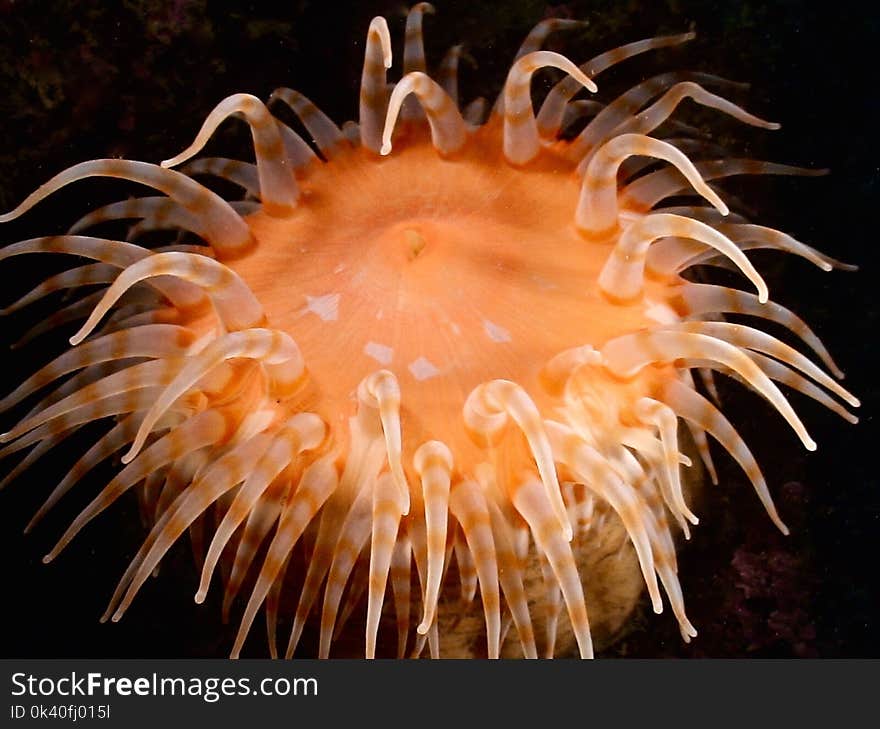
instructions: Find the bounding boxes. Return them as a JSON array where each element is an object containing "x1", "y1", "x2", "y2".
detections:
[
  {"x1": 577, "y1": 81, "x2": 779, "y2": 172},
  {"x1": 105, "y1": 432, "x2": 277, "y2": 621},
  {"x1": 600, "y1": 329, "x2": 827, "y2": 452},
  {"x1": 438, "y1": 45, "x2": 475, "y2": 107},
  {"x1": 389, "y1": 531, "x2": 413, "y2": 658},
  {"x1": 576, "y1": 135, "x2": 728, "y2": 241},
  {"x1": 382, "y1": 72, "x2": 468, "y2": 156},
  {"x1": 181, "y1": 159, "x2": 261, "y2": 198},
  {"x1": 274, "y1": 119, "x2": 320, "y2": 168},
  {"x1": 220, "y1": 477, "x2": 290, "y2": 622},
  {"x1": 412, "y1": 440, "x2": 452, "y2": 635},
  {"x1": 126, "y1": 202, "x2": 259, "y2": 242},
  {"x1": 0, "y1": 161, "x2": 255, "y2": 258},
  {"x1": 161, "y1": 93, "x2": 297, "y2": 217},
  {"x1": 364, "y1": 473, "x2": 407, "y2": 658},
  {"x1": 1, "y1": 358, "x2": 186, "y2": 444},
  {"x1": 502, "y1": 51, "x2": 596, "y2": 165},
  {"x1": 537, "y1": 33, "x2": 697, "y2": 138},
  {"x1": 656, "y1": 379, "x2": 791, "y2": 533},
  {"x1": 44, "y1": 408, "x2": 231, "y2": 563},
  {"x1": 359, "y1": 17, "x2": 393, "y2": 153},
  {"x1": 69, "y1": 197, "x2": 194, "y2": 235},
  {"x1": 647, "y1": 220, "x2": 854, "y2": 274},
  {"x1": 463, "y1": 97, "x2": 487, "y2": 125},
  {"x1": 448, "y1": 479, "x2": 501, "y2": 658},
  {"x1": 1, "y1": 263, "x2": 117, "y2": 316},
  {"x1": 230, "y1": 455, "x2": 339, "y2": 658},
  {"x1": 633, "y1": 398, "x2": 698, "y2": 529},
  {"x1": 675, "y1": 282, "x2": 845, "y2": 377},
  {"x1": 546, "y1": 421, "x2": 664, "y2": 614},
  {"x1": 317, "y1": 477, "x2": 373, "y2": 658},
  {"x1": 193, "y1": 414, "x2": 325, "y2": 621},
  {"x1": 452, "y1": 523, "x2": 478, "y2": 608},
  {"x1": 285, "y1": 396, "x2": 392, "y2": 657},
  {"x1": 621, "y1": 159, "x2": 828, "y2": 212},
  {"x1": 269, "y1": 88, "x2": 348, "y2": 159},
  {"x1": 400, "y1": 2, "x2": 435, "y2": 121},
  {"x1": 0, "y1": 387, "x2": 199, "y2": 460},
  {"x1": 70, "y1": 251, "x2": 266, "y2": 344},
  {"x1": 26, "y1": 417, "x2": 143, "y2": 534},
  {"x1": 484, "y1": 496, "x2": 538, "y2": 658},
  {"x1": 598, "y1": 213, "x2": 768, "y2": 304},
  {"x1": 118, "y1": 329, "x2": 305, "y2": 465},
  {"x1": 666, "y1": 321, "x2": 857, "y2": 409},
  {"x1": 510, "y1": 477, "x2": 593, "y2": 658},
  {"x1": 619, "y1": 137, "x2": 729, "y2": 181},
  {"x1": 0, "y1": 324, "x2": 194, "y2": 413},
  {"x1": 492, "y1": 18, "x2": 586, "y2": 116},
  {"x1": 0, "y1": 236, "x2": 205, "y2": 312},
  {"x1": 464, "y1": 379, "x2": 571, "y2": 542},
  {"x1": 568, "y1": 71, "x2": 744, "y2": 163},
  {"x1": 737, "y1": 352, "x2": 857, "y2": 424}
]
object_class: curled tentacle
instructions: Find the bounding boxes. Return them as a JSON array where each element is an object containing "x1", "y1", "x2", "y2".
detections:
[
  {"x1": 502, "y1": 51, "x2": 597, "y2": 165},
  {"x1": 161, "y1": 93, "x2": 298, "y2": 216},
  {"x1": 576, "y1": 135, "x2": 728, "y2": 241},
  {"x1": 382, "y1": 72, "x2": 468, "y2": 156}
]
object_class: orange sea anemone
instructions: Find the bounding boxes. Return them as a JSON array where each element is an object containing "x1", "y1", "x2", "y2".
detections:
[{"x1": 0, "y1": 3, "x2": 862, "y2": 658}]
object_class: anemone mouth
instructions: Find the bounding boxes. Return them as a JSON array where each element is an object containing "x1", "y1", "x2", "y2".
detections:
[{"x1": 0, "y1": 5, "x2": 859, "y2": 659}]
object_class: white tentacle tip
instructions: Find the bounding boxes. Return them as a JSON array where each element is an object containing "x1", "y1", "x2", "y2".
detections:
[
  {"x1": 160, "y1": 151, "x2": 193, "y2": 169},
  {"x1": 580, "y1": 75, "x2": 598, "y2": 94},
  {"x1": 380, "y1": 141, "x2": 392, "y2": 156},
  {"x1": 120, "y1": 447, "x2": 138, "y2": 465},
  {"x1": 370, "y1": 16, "x2": 393, "y2": 68}
]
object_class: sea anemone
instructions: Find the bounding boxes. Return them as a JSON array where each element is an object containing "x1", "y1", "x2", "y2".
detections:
[{"x1": 0, "y1": 3, "x2": 859, "y2": 659}]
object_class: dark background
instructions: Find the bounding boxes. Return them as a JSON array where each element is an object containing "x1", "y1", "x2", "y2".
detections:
[{"x1": 0, "y1": 0, "x2": 876, "y2": 658}]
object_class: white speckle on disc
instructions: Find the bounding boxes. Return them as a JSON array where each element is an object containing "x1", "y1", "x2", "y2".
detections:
[
  {"x1": 483, "y1": 319, "x2": 512, "y2": 343},
  {"x1": 408, "y1": 357, "x2": 440, "y2": 381},
  {"x1": 305, "y1": 293, "x2": 340, "y2": 322},
  {"x1": 364, "y1": 341, "x2": 394, "y2": 365}
]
